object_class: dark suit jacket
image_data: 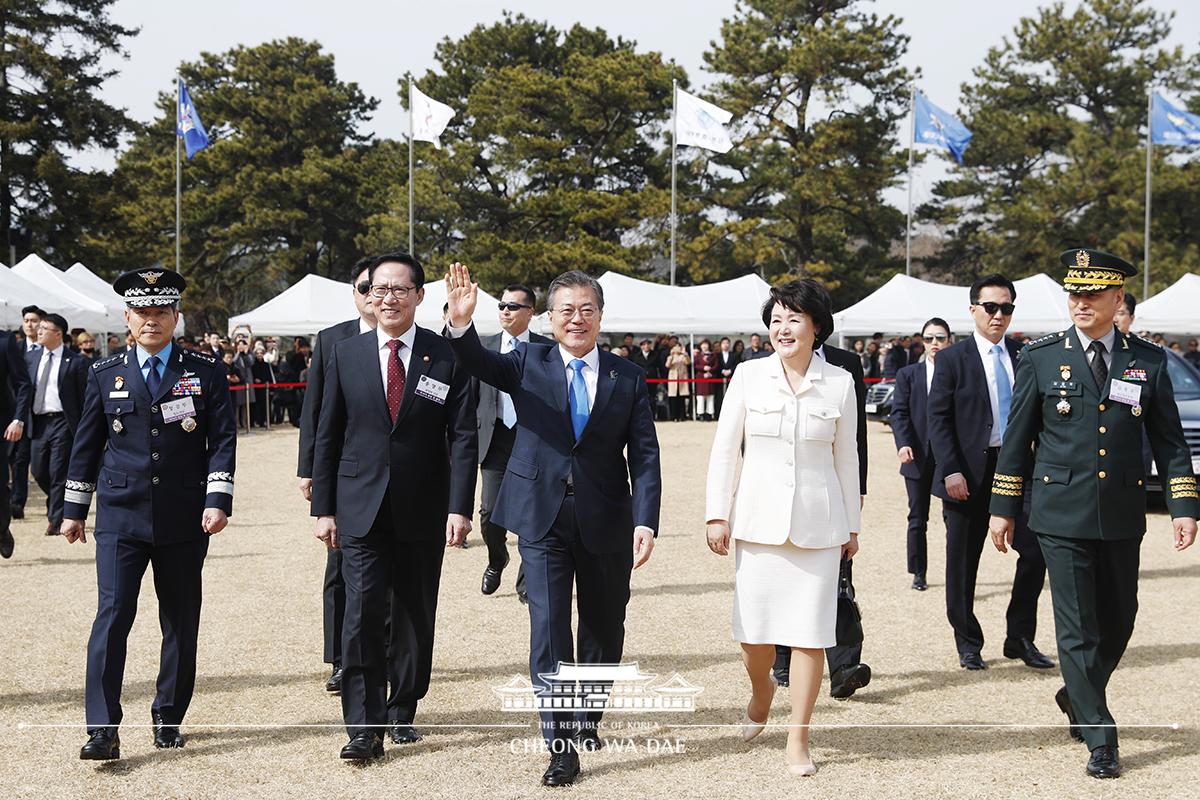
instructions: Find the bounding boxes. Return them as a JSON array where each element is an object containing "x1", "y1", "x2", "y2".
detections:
[
  {"x1": 891, "y1": 361, "x2": 934, "y2": 480},
  {"x1": 297, "y1": 319, "x2": 362, "y2": 479},
  {"x1": 310, "y1": 326, "x2": 477, "y2": 539},
  {"x1": 928, "y1": 335, "x2": 1022, "y2": 501},
  {"x1": 448, "y1": 325, "x2": 662, "y2": 554},
  {"x1": 26, "y1": 345, "x2": 87, "y2": 434},
  {"x1": 629, "y1": 349, "x2": 658, "y2": 381},
  {"x1": 476, "y1": 330, "x2": 552, "y2": 460},
  {"x1": 822, "y1": 343, "x2": 868, "y2": 496},
  {"x1": 1, "y1": 331, "x2": 33, "y2": 427},
  {"x1": 716, "y1": 349, "x2": 740, "y2": 381},
  {"x1": 884, "y1": 344, "x2": 909, "y2": 378}
]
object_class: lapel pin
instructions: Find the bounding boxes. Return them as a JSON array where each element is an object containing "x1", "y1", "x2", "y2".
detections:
[
  {"x1": 423, "y1": 355, "x2": 430, "y2": 362},
  {"x1": 181, "y1": 417, "x2": 198, "y2": 433},
  {"x1": 1132, "y1": 405, "x2": 1143, "y2": 417},
  {"x1": 609, "y1": 369, "x2": 618, "y2": 380},
  {"x1": 112, "y1": 418, "x2": 124, "y2": 433}
]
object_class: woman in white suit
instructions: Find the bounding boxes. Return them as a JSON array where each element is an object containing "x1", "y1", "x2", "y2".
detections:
[{"x1": 705, "y1": 280, "x2": 860, "y2": 776}]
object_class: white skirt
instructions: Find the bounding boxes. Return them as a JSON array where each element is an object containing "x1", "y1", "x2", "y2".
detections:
[{"x1": 731, "y1": 539, "x2": 841, "y2": 649}]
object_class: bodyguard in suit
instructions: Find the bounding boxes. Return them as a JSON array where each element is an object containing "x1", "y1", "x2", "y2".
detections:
[
  {"x1": 311, "y1": 252, "x2": 477, "y2": 761},
  {"x1": 26, "y1": 313, "x2": 88, "y2": 536},
  {"x1": 297, "y1": 257, "x2": 376, "y2": 693},
  {"x1": 9, "y1": 305, "x2": 44, "y2": 520},
  {"x1": 476, "y1": 284, "x2": 552, "y2": 599},
  {"x1": 0, "y1": 328, "x2": 33, "y2": 559},
  {"x1": 989, "y1": 250, "x2": 1197, "y2": 779},
  {"x1": 714, "y1": 337, "x2": 740, "y2": 418},
  {"x1": 928, "y1": 274, "x2": 1051, "y2": 671},
  {"x1": 62, "y1": 268, "x2": 236, "y2": 761},
  {"x1": 771, "y1": 331, "x2": 873, "y2": 699},
  {"x1": 891, "y1": 317, "x2": 952, "y2": 590},
  {"x1": 445, "y1": 264, "x2": 661, "y2": 787}
]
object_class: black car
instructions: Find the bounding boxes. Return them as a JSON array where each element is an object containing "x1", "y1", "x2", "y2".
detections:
[
  {"x1": 1148, "y1": 348, "x2": 1200, "y2": 493},
  {"x1": 864, "y1": 379, "x2": 894, "y2": 424}
]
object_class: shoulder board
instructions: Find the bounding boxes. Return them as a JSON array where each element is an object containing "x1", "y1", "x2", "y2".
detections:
[
  {"x1": 1128, "y1": 333, "x2": 1159, "y2": 349},
  {"x1": 1023, "y1": 332, "x2": 1063, "y2": 351},
  {"x1": 184, "y1": 349, "x2": 216, "y2": 364},
  {"x1": 92, "y1": 354, "x2": 123, "y2": 371}
]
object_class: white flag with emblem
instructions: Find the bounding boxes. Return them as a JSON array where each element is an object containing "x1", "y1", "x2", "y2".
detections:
[
  {"x1": 675, "y1": 87, "x2": 734, "y2": 153},
  {"x1": 410, "y1": 84, "x2": 455, "y2": 150}
]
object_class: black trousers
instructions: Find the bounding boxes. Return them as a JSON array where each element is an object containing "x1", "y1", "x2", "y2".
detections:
[
  {"x1": 480, "y1": 423, "x2": 526, "y2": 593},
  {"x1": 85, "y1": 532, "x2": 209, "y2": 729},
  {"x1": 942, "y1": 449, "x2": 1045, "y2": 654},
  {"x1": 0, "y1": 441, "x2": 12, "y2": 534},
  {"x1": 904, "y1": 470, "x2": 934, "y2": 575},
  {"x1": 339, "y1": 499, "x2": 445, "y2": 736},
  {"x1": 9, "y1": 434, "x2": 30, "y2": 509},
  {"x1": 520, "y1": 495, "x2": 632, "y2": 745},
  {"x1": 1038, "y1": 533, "x2": 1141, "y2": 750},
  {"x1": 323, "y1": 548, "x2": 346, "y2": 665},
  {"x1": 774, "y1": 556, "x2": 861, "y2": 680},
  {"x1": 30, "y1": 414, "x2": 71, "y2": 526}
]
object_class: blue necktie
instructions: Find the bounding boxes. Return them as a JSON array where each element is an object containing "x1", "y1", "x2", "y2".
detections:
[
  {"x1": 146, "y1": 355, "x2": 162, "y2": 396},
  {"x1": 500, "y1": 338, "x2": 519, "y2": 428},
  {"x1": 991, "y1": 344, "x2": 1011, "y2": 441},
  {"x1": 568, "y1": 358, "x2": 589, "y2": 440}
]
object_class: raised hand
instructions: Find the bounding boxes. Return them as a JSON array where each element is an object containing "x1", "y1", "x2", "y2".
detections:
[{"x1": 444, "y1": 262, "x2": 479, "y2": 328}]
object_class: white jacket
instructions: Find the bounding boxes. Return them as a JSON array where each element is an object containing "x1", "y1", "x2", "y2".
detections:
[{"x1": 705, "y1": 353, "x2": 860, "y2": 548}]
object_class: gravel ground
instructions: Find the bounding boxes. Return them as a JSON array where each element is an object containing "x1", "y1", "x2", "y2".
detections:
[{"x1": 0, "y1": 421, "x2": 1196, "y2": 800}]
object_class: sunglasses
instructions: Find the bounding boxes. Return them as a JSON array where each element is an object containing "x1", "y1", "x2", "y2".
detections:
[
  {"x1": 976, "y1": 302, "x2": 1016, "y2": 317},
  {"x1": 922, "y1": 334, "x2": 948, "y2": 343},
  {"x1": 498, "y1": 302, "x2": 532, "y2": 312}
]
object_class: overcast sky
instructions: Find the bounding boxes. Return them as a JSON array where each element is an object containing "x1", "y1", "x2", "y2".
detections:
[{"x1": 87, "y1": 0, "x2": 1200, "y2": 209}]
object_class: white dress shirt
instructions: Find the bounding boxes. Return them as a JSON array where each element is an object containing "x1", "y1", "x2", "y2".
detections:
[
  {"x1": 376, "y1": 324, "x2": 416, "y2": 399},
  {"x1": 556, "y1": 343, "x2": 599, "y2": 412},
  {"x1": 1075, "y1": 326, "x2": 1116, "y2": 372},
  {"x1": 926, "y1": 358, "x2": 936, "y2": 392},
  {"x1": 33, "y1": 344, "x2": 65, "y2": 414},
  {"x1": 497, "y1": 329, "x2": 531, "y2": 424},
  {"x1": 359, "y1": 318, "x2": 373, "y2": 335},
  {"x1": 973, "y1": 331, "x2": 1015, "y2": 447}
]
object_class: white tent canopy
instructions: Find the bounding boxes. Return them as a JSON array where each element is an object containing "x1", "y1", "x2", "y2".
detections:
[
  {"x1": 228, "y1": 273, "x2": 505, "y2": 336},
  {"x1": 1135, "y1": 273, "x2": 1200, "y2": 335},
  {"x1": 545, "y1": 272, "x2": 773, "y2": 336},
  {"x1": 1, "y1": 260, "x2": 111, "y2": 332},
  {"x1": 832, "y1": 273, "x2": 1072, "y2": 338},
  {"x1": 11, "y1": 254, "x2": 125, "y2": 332}
]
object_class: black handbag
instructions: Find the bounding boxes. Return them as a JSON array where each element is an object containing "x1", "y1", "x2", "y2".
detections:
[{"x1": 835, "y1": 558, "x2": 863, "y2": 647}]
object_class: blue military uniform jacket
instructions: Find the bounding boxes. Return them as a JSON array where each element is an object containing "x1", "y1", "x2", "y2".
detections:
[{"x1": 63, "y1": 345, "x2": 237, "y2": 543}]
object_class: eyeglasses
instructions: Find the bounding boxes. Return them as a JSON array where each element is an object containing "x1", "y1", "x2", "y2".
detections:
[
  {"x1": 922, "y1": 334, "x2": 949, "y2": 343},
  {"x1": 498, "y1": 302, "x2": 532, "y2": 312},
  {"x1": 552, "y1": 305, "x2": 598, "y2": 320},
  {"x1": 369, "y1": 284, "x2": 417, "y2": 300},
  {"x1": 976, "y1": 302, "x2": 1016, "y2": 317}
]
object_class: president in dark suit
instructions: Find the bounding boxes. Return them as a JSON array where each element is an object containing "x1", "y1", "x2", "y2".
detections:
[
  {"x1": 446, "y1": 264, "x2": 661, "y2": 787},
  {"x1": 476, "y1": 284, "x2": 552, "y2": 599},
  {"x1": 26, "y1": 313, "x2": 88, "y2": 536},
  {"x1": 928, "y1": 274, "x2": 1051, "y2": 671},
  {"x1": 311, "y1": 252, "x2": 477, "y2": 762},
  {"x1": 297, "y1": 257, "x2": 375, "y2": 694},
  {"x1": 890, "y1": 318, "x2": 952, "y2": 590},
  {"x1": 0, "y1": 327, "x2": 33, "y2": 558}
]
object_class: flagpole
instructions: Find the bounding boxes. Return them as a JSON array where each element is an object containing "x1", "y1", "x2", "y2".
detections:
[
  {"x1": 1143, "y1": 87, "x2": 1153, "y2": 299},
  {"x1": 670, "y1": 79, "x2": 678, "y2": 287},
  {"x1": 176, "y1": 75, "x2": 182, "y2": 273},
  {"x1": 408, "y1": 77, "x2": 415, "y2": 255},
  {"x1": 906, "y1": 85, "x2": 915, "y2": 277}
]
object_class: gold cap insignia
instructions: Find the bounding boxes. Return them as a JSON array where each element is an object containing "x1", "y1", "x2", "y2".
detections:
[
  {"x1": 1075, "y1": 250, "x2": 1090, "y2": 268},
  {"x1": 138, "y1": 270, "x2": 163, "y2": 285}
]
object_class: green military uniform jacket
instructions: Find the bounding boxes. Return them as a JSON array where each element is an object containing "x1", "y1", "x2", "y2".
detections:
[{"x1": 989, "y1": 326, "x2": 1199, "y2": 537}]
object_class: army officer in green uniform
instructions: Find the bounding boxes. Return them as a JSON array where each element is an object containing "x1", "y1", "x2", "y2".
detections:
[{"x1": 988, "y1": 249, "x2": 1197, "y2": 780}]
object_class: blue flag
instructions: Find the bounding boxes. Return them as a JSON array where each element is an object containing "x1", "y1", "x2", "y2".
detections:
[
  {"x1": 913, "y1": 90, "x2": 972, "y2": 164},
  {"x1": 177, "y1": 81, "x2": 210, "y2": 160},
  {"x1": 1150, "y1": 92, "x2": 1200, "y2": 147}
]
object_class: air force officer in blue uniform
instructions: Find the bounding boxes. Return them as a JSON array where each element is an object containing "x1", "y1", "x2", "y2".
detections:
[
  {"x1": 445, "y1": 264, "x2": 661, "y2": 788},
  {"x1": 62, "y1": 268, "x2": 237, "y2": 761}
]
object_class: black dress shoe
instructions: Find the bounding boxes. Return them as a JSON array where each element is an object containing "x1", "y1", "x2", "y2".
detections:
[
  {"x1": 911, "y1": 571, "x2": 927, "y2": 591},
  {"x1": 830, "y1": 663, "x2": 872, "y2": 699},
  {"x1": 771, "y1": 666, "x2": 790, "y2": 687},
  {"x1": 481, "y1": 565, "x2": 504, "y2": 595},
  {"x1": 80, "y1": 728, "x2": 120, "y2": 760},
  {"x1": 541, "y1": 749, "x2": 581, "y2": 786},
  {"x1": 152, "y1": 713, "x2": 184, "y2": 748},
  {"x1": 0, "y1": 527, "x2": 13, "y2": 559},
  {"x1": 1003, "y1": 638, "x2": 1055, "y2": 669},
  {"x1": 959, "y1": 651, "x2": 987, "y2": 670},
  {"x1": 388, "y1": 721, "x2": 421, "y2": 744},
  {"x1": 11, "y1": 505, "x2": 23, "y2": 520},
  {"x1": 340, "y1": 731, "x2": 384, "y2": 760},
  {"x1": 45, "y1": 522, "x2": 61, "y2": 536},
  {"x1": 573, "y1": 727, "x2": 602, "y2": 752},
  {"x1": 325, "y1": 663, "x2": 343, "y2": 693},
  {"x1": 517, "y1": 589, "x2": 529, "y2": 606},
  {"x1": 1087, "y1": 745, "x2": 1121, "y2": 779},
  {"x1": 1055, "y1": 686, "x2": 1085, "y2": 742}
]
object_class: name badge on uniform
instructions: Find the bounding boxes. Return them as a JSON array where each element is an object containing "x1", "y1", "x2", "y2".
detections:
[
  {"x1": 109, "y1": 391, "x2": 130, "y2": 398},
  {"x1": 161, "y1": 396, "x2": 197, "y2": 423},
  {"x1": 414, "y1": 375, "x2": 450, "y2": 405},
  {"x1": 1109, "y1": 378, "x2": 1142, "y2": 407}
]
